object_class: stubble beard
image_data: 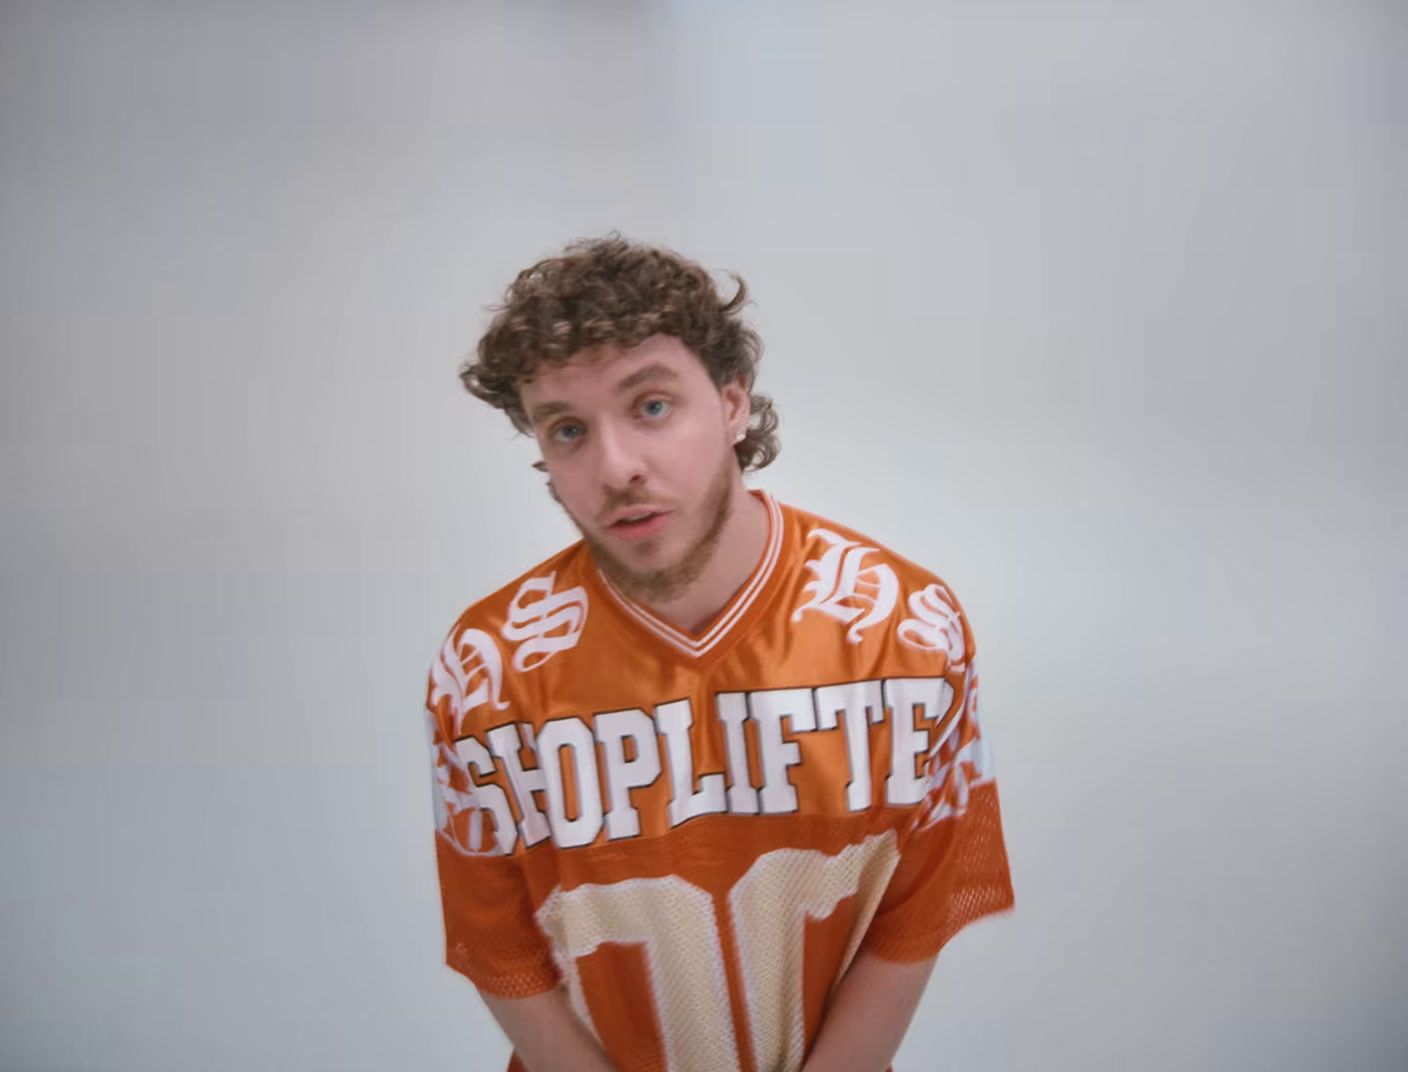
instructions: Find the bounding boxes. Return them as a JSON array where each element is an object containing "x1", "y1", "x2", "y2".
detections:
[{"x1": 566, "y1": 449, "x2": 737, "y2": 606}]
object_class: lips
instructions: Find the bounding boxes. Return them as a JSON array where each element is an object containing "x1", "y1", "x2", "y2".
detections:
[
  {"x1": 608, "y1": 509, "x2": 670, "y2": 541},
  {"x1": 607, "y1": 506, "x2": 667, "y2": 526}
]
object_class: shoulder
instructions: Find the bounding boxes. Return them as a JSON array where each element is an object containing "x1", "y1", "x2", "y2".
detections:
[
  {"x1": 780, "y1": 497, "x2": 976, "y2": 667},
  {"x1": 784, "y1": 499, "x2": 960, "y2": 596},
  {"x1": 423, "y1": 539, "x2": 593, "y2": 733}
]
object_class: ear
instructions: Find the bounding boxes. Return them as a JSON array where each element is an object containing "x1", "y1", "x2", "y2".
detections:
[{"x1": 719, "y1": 373, "x2": 751, "y2": 440}]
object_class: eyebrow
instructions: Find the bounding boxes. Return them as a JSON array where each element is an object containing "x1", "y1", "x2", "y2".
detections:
[{"x1": 527, "y1": 363, "x2": 682, "y2": 426}]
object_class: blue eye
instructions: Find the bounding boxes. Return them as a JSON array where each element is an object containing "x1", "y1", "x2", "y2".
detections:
[
  {"x1": 641, "y1": 398, "x2": 671, "y2": 418},
  {"x1": 551, "y1": 422, "x2": 583, "y2": 443}
]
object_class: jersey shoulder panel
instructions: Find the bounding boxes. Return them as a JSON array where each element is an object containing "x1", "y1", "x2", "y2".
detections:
[
  {"x1": 780, "y1": 499, "x2": 975, "y2": 674},
  {"x1": 424, "y1": 538, "x2": 595, "y2": 736},
  {"x1": 784, "y1": 500, "x2": 956, "y2": 591}
]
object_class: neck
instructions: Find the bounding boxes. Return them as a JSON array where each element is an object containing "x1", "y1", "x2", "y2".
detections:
[{"x1": 643, "y1": 484, "x2": 769, "y2": 636}]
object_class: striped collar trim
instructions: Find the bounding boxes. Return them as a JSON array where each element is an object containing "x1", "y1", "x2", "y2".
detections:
[{"x1": 593, "y1": 488, "x2": 784, "y2": 659}]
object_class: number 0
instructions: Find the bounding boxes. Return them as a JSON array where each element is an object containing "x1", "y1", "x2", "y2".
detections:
[{"x1": 535, "y1": 831, "x2": 901, "y2": 1072}]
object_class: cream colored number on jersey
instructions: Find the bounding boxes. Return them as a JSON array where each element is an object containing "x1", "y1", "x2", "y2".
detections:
[{"x1": 534, "y1": 831, "x2": 901, "y2": 1072}]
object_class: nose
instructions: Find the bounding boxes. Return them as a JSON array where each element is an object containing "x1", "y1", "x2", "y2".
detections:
[{"x1": 592, "y1": 419, "x2": 648, "y2": 491}]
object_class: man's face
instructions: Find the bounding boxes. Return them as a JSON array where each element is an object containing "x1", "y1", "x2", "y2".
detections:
[{"x1": 519, "y1": 334, "x2": 749, "y2": 604}]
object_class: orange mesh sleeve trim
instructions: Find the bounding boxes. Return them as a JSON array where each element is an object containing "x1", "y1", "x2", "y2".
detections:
[
  {"x1": 860, "y1": 781, "x2": 1014, "y2": 962},
  {"x1": 445, "y1": 943, "x2": 560, "y2": 999},
  {"x1": 434, "y1": 834, "x2": 562, "y2": 998}
]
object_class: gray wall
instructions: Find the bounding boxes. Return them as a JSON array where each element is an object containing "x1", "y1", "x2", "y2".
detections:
[{"x1": 2, "y1": 2, "x2": 1404, "y2": 1069}]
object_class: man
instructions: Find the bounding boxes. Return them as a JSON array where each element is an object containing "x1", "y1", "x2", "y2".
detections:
[{"x1": 422, "y1": 234, "x2": 1014, "y2": 1072}]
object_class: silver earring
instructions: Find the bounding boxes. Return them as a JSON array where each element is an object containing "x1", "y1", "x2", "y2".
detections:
[{"x1": 734, "y1": 430, "x2": 745, "y2": 443}]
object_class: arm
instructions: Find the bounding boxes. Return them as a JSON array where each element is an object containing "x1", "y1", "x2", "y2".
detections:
[
  {"x1": 800, "y1": 949, "x2": 938, "y2": 1072},
  {"x1": 478, "y1": 984, "x2": 618, "y2": 1072}
]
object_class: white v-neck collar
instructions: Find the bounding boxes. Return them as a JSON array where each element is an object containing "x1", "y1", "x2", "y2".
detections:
[{"x1": 592, "y1": 489, "x2": 784, "y2": 661}]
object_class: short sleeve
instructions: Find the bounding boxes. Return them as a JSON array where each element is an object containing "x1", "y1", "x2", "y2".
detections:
[
  {"x1": 423, "y1": 646, "x2": 561, "y2": 998},
  {"x1": 861, "y1": 623, "x2": 1015, "y2": 962}
]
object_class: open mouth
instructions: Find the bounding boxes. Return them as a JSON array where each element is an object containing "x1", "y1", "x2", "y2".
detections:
[
  {"x1": 614, "y1": 511, "x2": 660, "y2": 527},
  {"x1": 610, "y1": 511, "x2": 669, "y2": 539}
]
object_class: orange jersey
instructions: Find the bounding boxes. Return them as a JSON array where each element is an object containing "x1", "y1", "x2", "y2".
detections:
[{"x1": 422, "y1": 488, "x2": 1014, "y2": 1072}]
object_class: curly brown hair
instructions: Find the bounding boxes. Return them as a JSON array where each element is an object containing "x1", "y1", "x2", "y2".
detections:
[{"x1": 459, "y1": 232, "x2": 780, "y2": 473}]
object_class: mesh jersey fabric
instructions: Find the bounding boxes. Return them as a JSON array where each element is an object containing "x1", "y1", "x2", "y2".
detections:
[{"x1": 423, "y1": 488, "x2": 1014, "y2": 1072}]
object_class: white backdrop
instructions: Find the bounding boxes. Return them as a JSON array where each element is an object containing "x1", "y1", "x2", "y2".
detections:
[{"x1": 2, "y1": 2, "x2": 1404, "y2": 1069}]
